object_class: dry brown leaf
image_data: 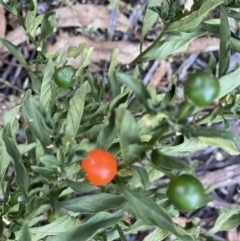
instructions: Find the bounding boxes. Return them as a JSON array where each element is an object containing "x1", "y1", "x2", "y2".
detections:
[
  {"x1": 173, "y1": 217, "x2": 190, "y2": 227},
  {"x1": 55, "y1": 4, "x2": 130, "y2": 31},
  {"x1": 185, "y1": 0, "x2": 193, "y2": 10},
  {"x1": 48, "y1": 33, "x2": 150, "y2": 65},
  {"x1": 149, "y1": 60, "x2": 167, "y2": 86},
  {"x1": 0, "y1": 6, "x2": 6, "y2": 51},
  {"x1": 225, "y1": 229, "x2": 240, "y2": 241},
  {"x1": 186, "y1": 37, "x2": 219, "y2": 53}
]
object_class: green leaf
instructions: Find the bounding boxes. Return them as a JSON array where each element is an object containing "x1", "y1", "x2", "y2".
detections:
[
  {"x1": 39, "y1": 155, "x2": 60, "y2": 168},
  {"x1": 131, "y1": 165, "x2": 151, "y2": 190},
  {"x1": 76, "y1": 47, "x2": 94, "y2": 78},
  {"x1": 97, "y1": 110, "x2": 118, "y2": 150},
  {"x1": 117, "y1": 73, "x2": 156, "y2": 113},
  {"x1": 3, "y1": 105, "x2": 21, "y2": 125},
  {"x1": 207, "y1": 52, "x2": 217, "y2": 75},
  {"x1": 201, "y1": 22, "x2": 240, "y2": 53},
  {"x1": 0, "y1": 129, "x2": 12, "y2": 192},
  {"x1": 183, "y1": 127, "x2": 240, "y2": 143},
  {"x1": 18, "y1": 143, "x2": 36, "y2": 154},
  {"x1": 22, "y1": 91, "x2": 52, "y2": 147},
  {"x1": 0, "y1": 0, "x2": 11, "y2": 11},
  {"x1": 2, "y1": 124, "x2": 29, "y2": 198},
  {"x1": 0, "y1": 38, "x2": 31, "y2": 71},
  {"x1": 25, "y1": 215, "x2": 81, "y2": 241},
  {"x1": 129, "y1": 163, "x2": 165, "y2": 188},
  {"x1": 65, "y1": 81, "x2": 91, "y2": 137},
  {"x1": 40, "y1": 58, "x2": 55, "y2": 111},
  {"x1": 218, "y1": 64, "x2": 240, "y2": 100},
  {"x1": 66, "y1": 180, "x2": 98, "y2": 193},
  {"x1": 218, "y1": 6, "x2": 230, "y2": 77},
  {"x1": 19, "y1": 223, "x2": 32, "y2": 241},
  {"x1": 60, "y1": 193, "x2": 125, "y2": 213},
  {"x1": 199, "y1": 137, "x2": 239, "y2": 155},
  {"x1": 40, "y1": 11, "x2": 56, "y2": 41},
  {"x1": 166, "y1": 0, "x2": 224, "y2": 32},
  {"x1": 140, "y1": 0, "x2": 162, "y2": 51},
  {"x1": 143, "y1": 228, "x2": 169, "y2": 241},
  {"x1": 31, "y1": 166, "x2": 56, "y2": 177},
  {"x1": 116, "y1": 108, "x2": 144, "y2": 162},
  {"x1": 227, "y1": 9, "x2": 240, "y2": 20},
  {"x1": 81, "y1": 102, "x2": 109, "y2": 123},
  {"x1": 139, "y1": 27, "x2": 206, "y2": 62},
  {"x1": 67, "y1": 42, "x2": 86, "y2": 59},
  {"x1": 161, "y1": 78, "x2": 177, "y2": 108},
  {"x1": 25, "y1": 0, "x2": 37, "y2": 33},
  {"x1": 109, "y1": 90, "x2": 130, "y2": 111},
  {"x1": 108, "y1": 49, "x2": 121, "y2": 97},
  {"x1": 151, "y1": 149, "x2": 192, "y2": 172},
  {"x1": 206, "y1": 208, "x2": 240, "y2": 234},
  {"x1": 122, "y1": 186, "x2": 194, "y2": 241},
  {"x1": 47, "y1": 211, "x2": 124, "y2": 241}
]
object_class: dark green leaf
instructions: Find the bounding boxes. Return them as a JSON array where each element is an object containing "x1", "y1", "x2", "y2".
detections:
[
  {"x1": 131, "y1": 165, "x2": 151, "y2": 190},
  {"x1": 22, "y1": 91, "x2": 52, "y2": 147},
  {"x1": 67, "y1": 42, "x2": 86, "y2": 58},
  {"x1": 31, "y1": 166, "x2": 56, "y2": 177},
  {"x1": 139, "y1": 27, "x2": 206, "y2": 62},
  {"x1": 183, "y1": 127, "x2": 240, "y2": 142},
  {"x1": 199, "y1": 137, "x2": 239, "y2": 155},
  {"x1": 39, "y1": 155, "x2": 60, "y2": 168},
  {"x1": 66, "y1": 180, "x2": 98, "y2": 192},
  {"x1": 0, "y1": 0, "x2": 11, "y2": 11},
  {"x1": 201, "y1": 22, "x2": 240, "y2": 53},
  {"x1": 227, "y1": 9, "x2": 240, "y2": 20},
  {"x1": 122, "y1": 186, "x2": 194, "y2": 241},
  {"x1": 26, "y1": 215, "x2": 81, "y2": 241},
  {"x1": 2, "y1": 124, "x2": 29, "y2": 198},
  {"x1": 117, "y1": 73, "x2": 156, "y2": 113},
  {"x1": 81, "y1": 102, "x2": 109, "y2": 123},
  {"x1": 19, "y1": 223, "x2": 32, "y2": 241},
  {"x1": 151, "y1": 149, "x2": 192, "y2": 172},
  {"x1": 217, "y1": 67, "x2": 240, "y2": 99},
  {"x1": 60, "y1": 193, "x2": 125, "y2": 213},
  {"x1": 108, "y1": 49, "x2": 121, "y2": 97},
  {"x1": 140, "y1": 0, "x2": 162, "y2": 51},
  {"x1": 109, "y1": 90, "x2": 130, "y2": 111},
  {"x1": 97, "y1": 110, "x2": 118, "y2": 150},
  {"x1": 166, "y1": 0, "x2": 224, "y2": 32},
  {"x1": 219, "y1": 6, "x2": 230, "y2": 77},
  {"x1": 206, "y1": 208, "x2": 240, "y2": 234},
  {"x1": 65, "y1": 81, "x2": 91, "y2": 137},
  {"x1": 116, "y1": 108, "x2": 144, "y2": 162},
  {"x1": 161, "y1": 78, "x2": 177, "y2": 108},
  {"x1": 47, "y1": 211, "x2": 124, "y2": 241},
  {"x1": 40, "y1": 58, "x2": 55, "y2": 111},
  {"x1": 0, "y1": 38, "x2": 31, "y2": 71},
  {"x1": 40, "y1": 11, "x2": 56, "y2": 41},
  {"x1": 24, "y1": 0, "x2": 37, "y2": 33},
  {"x1": 207, "y1": 53, "x2": 217, "y2": 75}
]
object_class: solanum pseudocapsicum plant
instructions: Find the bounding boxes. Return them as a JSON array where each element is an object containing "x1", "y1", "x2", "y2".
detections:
[{"x1": 0, "y1": 0, "x2": 240, "y2": 241}]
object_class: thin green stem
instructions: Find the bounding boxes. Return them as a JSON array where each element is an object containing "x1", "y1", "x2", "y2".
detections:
[
  {"x1": 175, "y1": 101, "x2": 192, "y2": 120},
  {"x1": 159, "y1": 106, "x2": 217, "y2": 142},
  {"x1": 129, "y1": 30, "x2": 166, "y2": 67},
  {"x1": 115, "y1": 224, "x2": 127, "y2": 241}
]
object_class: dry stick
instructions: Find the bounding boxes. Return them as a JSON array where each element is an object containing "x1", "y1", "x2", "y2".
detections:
[{"x1": 0, "y1": 78, "x2": 24, "y2": 93}]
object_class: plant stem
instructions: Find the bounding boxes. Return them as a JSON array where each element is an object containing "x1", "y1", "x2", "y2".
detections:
[
  {"x1": 159, "y1": 107, "x2": 217, "y2": 141},
  {"x1": 175, "y1": 101, "x2": 192, "y2": 120},
  {"x1": 115, "y1": 224, "x2": 128, "y2": 241},
  {"x1": 128, "y1": 30, "x2": 166, "y2": 67}
]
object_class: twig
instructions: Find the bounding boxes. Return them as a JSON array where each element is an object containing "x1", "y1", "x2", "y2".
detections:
[{"x1": 0, "y1": 78, "x2": 24, "y2": 93}]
